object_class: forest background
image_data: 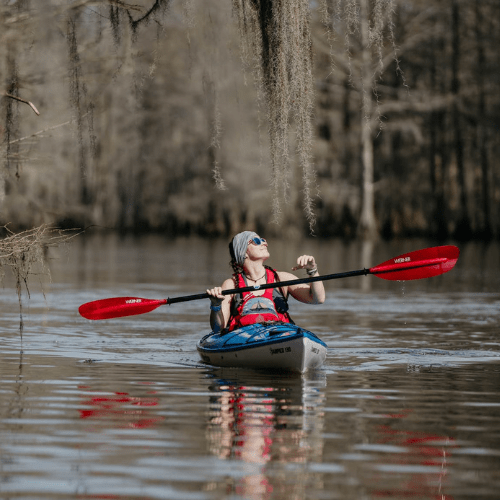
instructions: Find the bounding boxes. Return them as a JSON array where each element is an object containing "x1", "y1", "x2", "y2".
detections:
[{"x1": 1, "y1": 0, "x2": 499, "y2": 242}]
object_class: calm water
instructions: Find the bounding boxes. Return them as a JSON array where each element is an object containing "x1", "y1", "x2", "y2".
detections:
[{"x1": 1, "y1": 234, "x2": 499, "y2": 499}]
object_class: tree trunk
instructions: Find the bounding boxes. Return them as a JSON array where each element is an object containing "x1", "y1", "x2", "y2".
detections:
[
  {"x1": 429, "y1": 37, "x2": 448, "y2": 239},
  {"x1": 358, "y1": 0, "x2": 377, "y2": 240},
  {"x1": 1, "y1": 42, "x2": 19, "y2": 215},
  {"x1": 451, "y1": 0, "x2": 472, "y2": 239},
  {"x1": 0, "y1": 171, "x2": 5, "y2": 213},
  {"x1": 475, "y1": 0, "x2": 492, "y2": 239}
]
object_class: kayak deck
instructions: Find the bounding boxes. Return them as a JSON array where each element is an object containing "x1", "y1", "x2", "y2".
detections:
[{"x1": 197, "y1": 322, "x2": 327, "y2": 373}]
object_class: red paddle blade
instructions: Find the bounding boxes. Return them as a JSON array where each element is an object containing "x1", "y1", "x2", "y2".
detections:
[
  {"x1": 370, "y1": 245, "x2": 460, "y2": 281},
  {"x1": 79, "y1": 297, "x2": 167, "y2": 320}
]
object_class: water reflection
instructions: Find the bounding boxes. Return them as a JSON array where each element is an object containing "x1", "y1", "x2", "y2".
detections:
[
  {"x1": 205, "y1": 371, "x2": 326, "y2": 499},
  {"x1": 1, "y1": 235, "x2": 500, "y2": 500},
  {"x1": 1, "y1": 352, "x2": 27, "y2": 429},
  {"x1": 361, "y1": 238, "x2": 374, "y2": 292},
  {"x1": 79, "y1": 386, "x2": 164, "y2": 429},
  {"x1": 373, "y1": 410, "x2": 455, "y2": 499}
]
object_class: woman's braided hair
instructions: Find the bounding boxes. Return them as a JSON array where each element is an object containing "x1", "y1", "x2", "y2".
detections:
[{"x1": 228, "y1": 238, "x2": 244, "y2": 276}]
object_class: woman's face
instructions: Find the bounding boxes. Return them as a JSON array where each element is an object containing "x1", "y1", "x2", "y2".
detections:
[{"x1": 245, "y1": 236, "x2": 270, "y2": 262}]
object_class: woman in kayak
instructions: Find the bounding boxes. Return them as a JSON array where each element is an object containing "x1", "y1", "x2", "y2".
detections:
[{"x1": 207, "y1": 231, "x2": 325, "y2": 333}]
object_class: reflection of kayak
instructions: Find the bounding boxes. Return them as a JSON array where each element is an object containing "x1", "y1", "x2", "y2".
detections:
[
  {"x1": 197, "y1": 322, "x2": 327, "y2": 373},
  {"x1": 206, "y1": 372, "x2": 326, "y2": 471}
]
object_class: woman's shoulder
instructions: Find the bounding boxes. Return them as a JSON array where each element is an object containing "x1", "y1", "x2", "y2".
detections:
[{"x1": 221, "y1": 277, "x2": 236, "y2": 290}]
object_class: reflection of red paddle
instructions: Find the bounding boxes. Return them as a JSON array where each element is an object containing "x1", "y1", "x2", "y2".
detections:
[
  {"x1": 79, "y1": 245, "x2": 459, "y2": 321},
  {"x1": 79, "y1": 391, "x2": 162, "y2": 429}
]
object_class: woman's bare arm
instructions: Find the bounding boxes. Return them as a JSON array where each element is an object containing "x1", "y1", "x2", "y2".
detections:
[
  {"x1": 207, "y1": 278, "x2": 234, "y2": 332},
  {"x1": 280, "y1": 255, "x2": 325, "y2": 304}
]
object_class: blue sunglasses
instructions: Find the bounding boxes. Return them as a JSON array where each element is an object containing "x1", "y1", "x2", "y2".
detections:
[{"x1": 249, "y1": 237, "x2": 267, "y2": 245}]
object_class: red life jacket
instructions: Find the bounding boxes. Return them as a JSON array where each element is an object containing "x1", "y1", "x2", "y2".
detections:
[{"x1": 226, "y1": 268, "x2": 293, "y2": 332}]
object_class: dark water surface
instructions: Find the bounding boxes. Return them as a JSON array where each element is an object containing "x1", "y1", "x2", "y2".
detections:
[{"x1": 1, "y1": 235, "x2": 499, "y2": 499}]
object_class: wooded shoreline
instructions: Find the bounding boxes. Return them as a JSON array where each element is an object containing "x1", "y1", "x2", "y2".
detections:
[{"x1": 1, "y1": 1, "x2": 499, "y2": 241}]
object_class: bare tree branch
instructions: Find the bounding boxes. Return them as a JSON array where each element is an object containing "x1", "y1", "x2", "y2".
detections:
[
  {"x1": 1, "y1": 92, "x2": 40, "y2": 115},
  {"x1": 4, "y1": 114, "x2": 89, "y2": 148},
  {"x1": 126, "y1": 0, "x2": 171, "y2": 32},
  {"x1": 65, "y1": 0, "x2": 144, "y2": 13}
]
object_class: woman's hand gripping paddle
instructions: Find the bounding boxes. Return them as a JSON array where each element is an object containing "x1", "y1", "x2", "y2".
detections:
[{"x1": 78, "y1": 245, "x2": 459, "y2": 320}]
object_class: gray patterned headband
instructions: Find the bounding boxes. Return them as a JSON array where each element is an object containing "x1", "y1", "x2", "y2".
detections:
[{"x1": 232, "y1": 231, "x2": 258, "y2": 266}]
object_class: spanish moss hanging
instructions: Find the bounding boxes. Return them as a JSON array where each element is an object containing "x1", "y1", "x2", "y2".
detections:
[{"x1": 232, "y1": 0, "x2": 317, "y2": 231}]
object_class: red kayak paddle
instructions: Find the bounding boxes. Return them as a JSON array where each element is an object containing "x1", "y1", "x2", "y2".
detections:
[{"x1": 79, "y1": 245, "x2": 460, "y2": 320}]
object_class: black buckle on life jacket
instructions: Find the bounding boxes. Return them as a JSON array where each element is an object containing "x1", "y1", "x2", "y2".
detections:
[{"x1": 273, "y1": 295, "x2": 289, "y2": 314}]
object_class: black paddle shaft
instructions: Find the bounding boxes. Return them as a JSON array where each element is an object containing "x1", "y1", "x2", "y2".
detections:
[{"x1": 166, "y1": 269, "x2": 369, "y2": 305}]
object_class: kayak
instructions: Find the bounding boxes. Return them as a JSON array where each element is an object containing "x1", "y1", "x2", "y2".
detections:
[{"x1": 196, "y1": 322, "x2": 327, "y2": 373}]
